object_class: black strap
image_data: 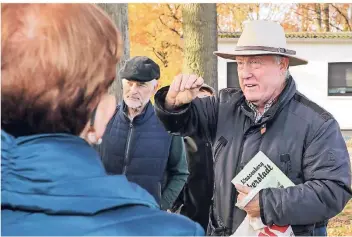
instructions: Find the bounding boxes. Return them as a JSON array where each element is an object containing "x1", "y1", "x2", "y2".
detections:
[{"x1": 235, "y1": 46, "x2": 296, "y2": 55}]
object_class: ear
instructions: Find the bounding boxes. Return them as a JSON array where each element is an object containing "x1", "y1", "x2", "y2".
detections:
[
  {"x1": 94, "y1": 94, "x2": 117, "y2": 139},
  {"x1": 280, "y1": 57, "x2": 290, "y2": 72},
  {"x1": 153, "y1": 80, "x2": 159, "y2": 94}
]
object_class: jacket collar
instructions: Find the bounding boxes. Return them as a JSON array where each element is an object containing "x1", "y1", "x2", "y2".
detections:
[
  {"x1": 240, "y1": 76, "x2": 296, "y2": 124},
  {"x1": 119, "y1": 100, "x2": 154, "y2": 124}
]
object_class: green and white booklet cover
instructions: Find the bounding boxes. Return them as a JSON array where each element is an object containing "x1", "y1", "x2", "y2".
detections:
[
  {"x1": 232, "y1": 151, "x2": 294, "y2": 209},
  {"x1": 231, "y1": 151, "x2": 296, "y2": 236}
]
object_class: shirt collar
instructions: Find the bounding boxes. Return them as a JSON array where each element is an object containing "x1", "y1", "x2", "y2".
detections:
[{"x1": 246, "y1": 97, "x2": 277, "y2": 123}]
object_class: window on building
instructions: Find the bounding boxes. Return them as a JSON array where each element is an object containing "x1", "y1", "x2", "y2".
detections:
[
  {"x1": 227, "y1": 62, "x2": 240, "y2": 88},
  {"x1": 328, "y1": 62, "x2": 352, "y2": 96}
]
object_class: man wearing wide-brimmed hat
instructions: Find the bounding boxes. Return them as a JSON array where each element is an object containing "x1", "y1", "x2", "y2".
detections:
[{"x1": 154, "y1": 20, "x2": 352, "y2": 236}]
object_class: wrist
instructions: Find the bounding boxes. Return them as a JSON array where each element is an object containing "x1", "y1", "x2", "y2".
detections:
[{"x1": 165, "y1": 95, "x2": 180, "y2": 111}]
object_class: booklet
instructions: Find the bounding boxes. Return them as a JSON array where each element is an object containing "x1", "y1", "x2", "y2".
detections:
[
  {"x1": 231, "y1": 151, "x2": 294, "y2": 209},
  {"x1": 231, "y1": 151, "x2": 296, "y2": 236}
]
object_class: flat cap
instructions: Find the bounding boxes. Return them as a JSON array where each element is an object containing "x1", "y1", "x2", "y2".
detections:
[
  {"x1": 119, "y1": 56, "x2": 160, "y2": 82},
  {"x1": 200, "y1": 84, "x2": 216, "y2": 95}
]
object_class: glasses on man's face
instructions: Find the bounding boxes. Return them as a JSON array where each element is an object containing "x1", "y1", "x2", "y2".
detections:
[{"x1": 236, "y1": 58, "x2": 265, "y2": 70}]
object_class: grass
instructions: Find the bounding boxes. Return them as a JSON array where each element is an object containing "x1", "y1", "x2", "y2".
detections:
[
  {"x1": 347, "y1": 140, "x2": 352, "y2": 149},
  {"x1": 328, "y1": 141, "x2": 351, "y2": 236},
  {"x1": 328, "y1": 199, "x2": 352, "y2": 236}
]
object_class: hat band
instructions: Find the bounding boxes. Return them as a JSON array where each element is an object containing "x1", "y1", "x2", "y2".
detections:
[{"x1": 235, "y1": 46, "x2": 296, "y2": 55}]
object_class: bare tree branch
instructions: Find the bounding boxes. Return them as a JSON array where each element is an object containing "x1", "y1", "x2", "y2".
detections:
[
  {"x1": 330, "y1": 22, "x2": 343, "y2": 31},
  {"x1": 158, "y1": 15, "x2": 182, "y2": 36},
  {"x1": 162, "y1": 41, "x2": 183, "y2": 52},
  {"x1": 330, "y1": 3, "x2": 352, "y2": 31},
  {"x1": 146, "y1": 31, "x2": 156, "y2": 39},
  {"x1": 166, "y1": 4, "x2": 182, "y2": 24},
  {"x1": 151, "y1": 47, "x2": 168, "y2": 67}
]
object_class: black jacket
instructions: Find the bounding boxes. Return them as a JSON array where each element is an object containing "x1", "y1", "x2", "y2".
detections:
[
  {"x1": 173, "y1": 135, "x2": 214, "y2": 230},
  {"x1": 154, "y1": 77, "x2": 352, "y2": 236}
]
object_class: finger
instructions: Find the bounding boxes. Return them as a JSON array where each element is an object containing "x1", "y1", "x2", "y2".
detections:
[
  {"x1": 235, "y1": 184, "x2": 251, "y2": 194},
  {"x1": 191, "y1": 76, "x2": 204, "y2": 89},
  {"x1": 180, "y1": 74, "x2": 190, "y2": 92},
  {"x1": 169, "y1": 74, "x2": 182, "y2": 97},
  {"x1": 237, "y1": 192, "x2": 246, "y2": 203},
  {"x1": 185, "y1": 74, "x2": 198, "y2": 89},
  {"x1": 246, "y1": 208, "x2": 259, "y2": 218},
  {"x1": 246, "y1": 210, "x2": 254, "y2": 217}
]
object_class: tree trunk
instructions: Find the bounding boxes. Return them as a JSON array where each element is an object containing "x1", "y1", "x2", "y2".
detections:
[
  {"x1": 322, "y1": 3, "x2": 330, "y2": 32},
  {"x1": 300, "y1": 4, "x2": 308, "y2": 31},
  {"x1": 314, "y1": 3, "x2": 322, "y2": 32},
  {"x1": 97, "y1": 3, "x2": 130, "y2": 101},
  {"x1": 342, "y1": 5, "x2": 350, "y2": 31},
  {"x1": 182, "y1": 3, "x2": 218, "y2": 92}
]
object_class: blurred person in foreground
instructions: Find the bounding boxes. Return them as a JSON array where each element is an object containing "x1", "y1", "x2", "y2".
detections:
[{"x1": 1, "y1": 3, "x2": 204, "y2": 236}]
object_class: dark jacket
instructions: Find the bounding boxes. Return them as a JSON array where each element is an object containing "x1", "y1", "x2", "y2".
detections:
[
  {"x1": 154, "y1": 76, "x2": 352, "y2": 236},
  {"x1": 1, "y1": 130, "x2": 204, "y2": 236},
  {"x1": 98, "y1": 101, "x2": 188, "y2": 210},
  {"x1": 173, "y1": 136, "x2": 214, "y2": 230}
]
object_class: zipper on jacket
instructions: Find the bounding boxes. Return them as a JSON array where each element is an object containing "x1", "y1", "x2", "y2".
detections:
[
  {"x1": 213, "y1": 128, "x2": 250, "y2": 225},
  {"x1": 214, "y1": 136, "x2": 228, "y2": 163},
  {"x1": 229, "y1": 124, "x2": 264, "y2": 223},
  {"x1": 211, "y1": 136, "x2": 230, "y2": 227},
  {"x1": 256, "y1": 123, "x2": 266, "y2": 153},
  {"x1": 122, "y1": 121, "x2": 134, "y2": 175},
  {"x1": 205, "y1": 142, "x2": 214, "y2": 194},
  {"x1": 280, "y1": 154, "x2": 291, "y2": 175}
]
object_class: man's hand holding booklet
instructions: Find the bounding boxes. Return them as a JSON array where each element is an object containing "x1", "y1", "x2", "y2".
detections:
[{"x1": 231, "y1": 151, "x2": 295, "y2": 236}]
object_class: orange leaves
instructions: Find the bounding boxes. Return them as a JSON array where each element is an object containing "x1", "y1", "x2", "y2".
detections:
[
  {"x1": 129, "y1": 4, "x2": 183, "y2": 87},
  {"x1": 128, "y1": 3, "x2": 351, "y2": 89}
]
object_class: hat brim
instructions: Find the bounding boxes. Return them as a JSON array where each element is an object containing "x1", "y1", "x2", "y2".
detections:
[
  {"x1": 123, "y1": 77, "x2": 157, "y2": 82},
  {"x1": 213, "y1": 50, "x2": 308, "y2": 66}
]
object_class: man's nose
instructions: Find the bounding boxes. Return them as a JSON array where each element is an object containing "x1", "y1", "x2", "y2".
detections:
[
  {"x1": 130, "y1": 83, "x2": 138, "y2": 92},
  {"x1": 240, "y1": 64, "x2": 253, "y2": 79}
]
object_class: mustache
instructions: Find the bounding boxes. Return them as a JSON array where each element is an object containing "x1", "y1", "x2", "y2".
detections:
[{"x1": 127, "y1": 95, "x2": 141, "y2": 100}]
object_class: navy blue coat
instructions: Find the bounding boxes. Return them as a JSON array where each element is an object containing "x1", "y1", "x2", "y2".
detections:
[{"x1": 99, "y1": 101, "x2": 188, "y2": 209}]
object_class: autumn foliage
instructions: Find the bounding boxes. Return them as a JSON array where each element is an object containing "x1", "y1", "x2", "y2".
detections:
[
  {"x1": 129, "y1": 4, "x2": 183, "y2": 88},
  {"x1": 129, "y1": 3, "x2": 352, "y2": 88}
]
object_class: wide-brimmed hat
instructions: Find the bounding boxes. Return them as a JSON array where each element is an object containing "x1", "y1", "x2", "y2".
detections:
[{"x1": 214, "y1": 20, "x2": 308, "y2": 66}]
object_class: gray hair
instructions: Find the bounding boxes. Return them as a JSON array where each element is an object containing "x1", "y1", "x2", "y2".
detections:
[
  {"x1": 150, "y1": 79, "x2": 158, "y2": 88},
  {"x1": 274, "y1": 55, "x2": 290, "y2": 79},
  {"x1": 122, "y1": 78, "x2": 158, "y2": 88}
]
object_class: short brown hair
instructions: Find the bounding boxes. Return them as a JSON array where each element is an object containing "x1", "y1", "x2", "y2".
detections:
[{"x1": 1, "y1": 4, "x2": 122, "y2": 136}]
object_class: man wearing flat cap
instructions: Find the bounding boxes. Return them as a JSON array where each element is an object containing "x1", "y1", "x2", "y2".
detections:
[
  {"x1": 154, "y1": 20, "x2": 352, "y2": 236},
  {"x1": 98, "y1": 56, "x2": 189, "y2": 211}
]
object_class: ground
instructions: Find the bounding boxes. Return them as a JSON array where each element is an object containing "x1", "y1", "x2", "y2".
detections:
[
  {"x1": 327, "y1": 146, "x2": 352, "y2": 236},
  {"x1": 328, "y1": 200, "x2": 352, "y2": 236}
]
